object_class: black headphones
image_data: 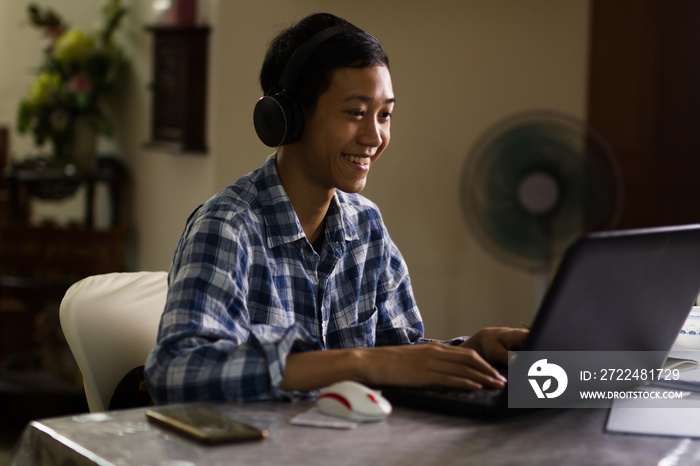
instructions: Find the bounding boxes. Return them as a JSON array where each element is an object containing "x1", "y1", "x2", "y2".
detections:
[{"x1": 253, "y1": 25, "x2": 349, "y2": 147}]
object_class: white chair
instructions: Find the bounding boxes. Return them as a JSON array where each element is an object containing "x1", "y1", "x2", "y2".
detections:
[{"x1": 59, "y1": 271, "x2": 168, "y2": 412}]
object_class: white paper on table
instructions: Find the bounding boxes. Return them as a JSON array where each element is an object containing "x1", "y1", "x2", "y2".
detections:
[{"x1": 606, "y1": 348, "x2": 700, "y2": 438}]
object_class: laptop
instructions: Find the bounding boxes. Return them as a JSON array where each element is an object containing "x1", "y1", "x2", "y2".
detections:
[{"x1": 378, "y1": 224, "x2": 700, "y2": 418}]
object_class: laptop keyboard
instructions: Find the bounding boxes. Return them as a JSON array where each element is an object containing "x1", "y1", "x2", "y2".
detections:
[
  {"x1": 424, "y1": 387, "x2": 502, "y2": 403},
  {"x1": 385, "y1": 386, "x2": 504, "y2": 406}
]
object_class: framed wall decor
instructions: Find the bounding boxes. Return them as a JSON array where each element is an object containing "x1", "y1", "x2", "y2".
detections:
[{"x1": 147, "y1": 26, "x2": 210, "y2": 153}]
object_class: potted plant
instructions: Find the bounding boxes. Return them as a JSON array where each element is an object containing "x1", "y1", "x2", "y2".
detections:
[{"x1": 16, "y1": 0, "x2": 127, "y2": 175}]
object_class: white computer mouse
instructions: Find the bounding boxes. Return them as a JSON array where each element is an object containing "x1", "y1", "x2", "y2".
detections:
[{"x1": 316, "y1": 380, "x2": 392, "y2": 422}]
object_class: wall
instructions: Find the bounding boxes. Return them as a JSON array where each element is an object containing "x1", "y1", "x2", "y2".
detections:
[{"x1": 0, "y1": 0, "x2": 590, "y2": 339}]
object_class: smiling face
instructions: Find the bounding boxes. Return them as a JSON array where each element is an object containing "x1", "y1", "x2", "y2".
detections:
[{"x1": 283, "y1": 65, "x2": 395, "y2": 196}]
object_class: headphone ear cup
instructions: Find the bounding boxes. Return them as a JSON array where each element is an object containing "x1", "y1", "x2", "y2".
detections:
[{"x1": 253, "y1": 91, "x2": 304, "y2": 147}]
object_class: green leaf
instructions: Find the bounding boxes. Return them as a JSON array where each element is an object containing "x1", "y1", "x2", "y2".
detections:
[{"x1": 16, "y1": 101, "x2": 33, "y2": 133}]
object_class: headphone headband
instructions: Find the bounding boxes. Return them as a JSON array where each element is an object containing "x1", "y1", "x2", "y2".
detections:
[{"x1": 277, "y1": 24, "x2": 351, "y2": 92}]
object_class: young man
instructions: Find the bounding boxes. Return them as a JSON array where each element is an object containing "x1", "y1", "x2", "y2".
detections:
[{"x1": 145, "y1": 13, "x2": 527, "y2": 404}]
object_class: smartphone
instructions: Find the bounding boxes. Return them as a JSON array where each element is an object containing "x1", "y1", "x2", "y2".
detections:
[{"x1": 145, "y1": 405, "x2": 269, "y2": 444}]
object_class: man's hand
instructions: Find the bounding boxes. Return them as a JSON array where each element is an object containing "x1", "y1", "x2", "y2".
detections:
[
  {"x1": 356, "y1": 341, "x2": 508, "y2": 391},
  {"x1": 281, "y1": 328, "x2": 528, "y2": 393},
  {"x1": 459, "y1": 327, "x2": 529, "y2": 366}
]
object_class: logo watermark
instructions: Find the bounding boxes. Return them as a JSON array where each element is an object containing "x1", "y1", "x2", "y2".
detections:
[
  {"x1": 508, "y1": 351, "x2": 696, "y2": 409},
  {"x1": 528, "y1": 359, "x2": 568, "y2": 399}
]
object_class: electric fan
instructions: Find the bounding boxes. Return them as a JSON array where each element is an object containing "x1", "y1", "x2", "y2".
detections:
[{"x1": 459, "y1": 110, "x2": 623, "y2": 274}]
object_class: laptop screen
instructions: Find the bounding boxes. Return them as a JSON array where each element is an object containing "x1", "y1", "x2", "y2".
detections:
[{"x1": 524, "y1": 224, "x2": 700, "y2": 353}]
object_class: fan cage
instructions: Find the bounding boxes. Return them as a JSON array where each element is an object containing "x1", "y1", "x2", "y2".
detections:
[{"x1": 459, "y1": 109, "x2": 623, "y2": 272}]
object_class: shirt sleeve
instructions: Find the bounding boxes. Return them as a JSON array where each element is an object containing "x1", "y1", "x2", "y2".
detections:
[
  {"x1": 361, "y1": 206, "x2": 429, "y2": 347},
  {"x1": 144, "y1": 214, "x2": 322, "y2": 404},
  {"x1": 371, "y1": 213, "x2": 468, "y2": 347}
]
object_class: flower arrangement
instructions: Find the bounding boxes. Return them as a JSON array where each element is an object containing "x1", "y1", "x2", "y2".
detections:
[{"x1": 16, "y1": 1, "x2": 127, "y2": 168}]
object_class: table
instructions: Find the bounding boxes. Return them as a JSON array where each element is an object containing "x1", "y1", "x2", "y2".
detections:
[
  {"x1": 11, "y1": 401, "x2": 700, "y2": 465},
  {"x1": 5, "y1": 155, "x2": 128, "y2": 227}
]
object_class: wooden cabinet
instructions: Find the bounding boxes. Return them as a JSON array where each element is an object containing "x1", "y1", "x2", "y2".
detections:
[
  {"x1": 0, "y1": 157, "x2": 129, "y2": 366},
  {"x1": 147, "y1": 26, "x2": 210, "y2": 153},
  {"x1": 587, "y1": 0, "x2": 700, "y2": 228}
]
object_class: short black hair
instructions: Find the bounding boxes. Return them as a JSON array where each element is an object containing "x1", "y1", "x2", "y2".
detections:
[{"x1": 259, "y1": 13, "x2": 389, "y2": 113}]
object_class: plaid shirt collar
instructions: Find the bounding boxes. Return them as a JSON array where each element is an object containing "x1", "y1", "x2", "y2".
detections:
[{"x1": 257, "y1": 154, "x2": 359, "y2": 251}]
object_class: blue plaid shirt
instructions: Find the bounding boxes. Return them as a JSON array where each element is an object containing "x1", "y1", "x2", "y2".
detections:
[{"x1": 145, "y1": 155, "x2": 444, "y2": 403}]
